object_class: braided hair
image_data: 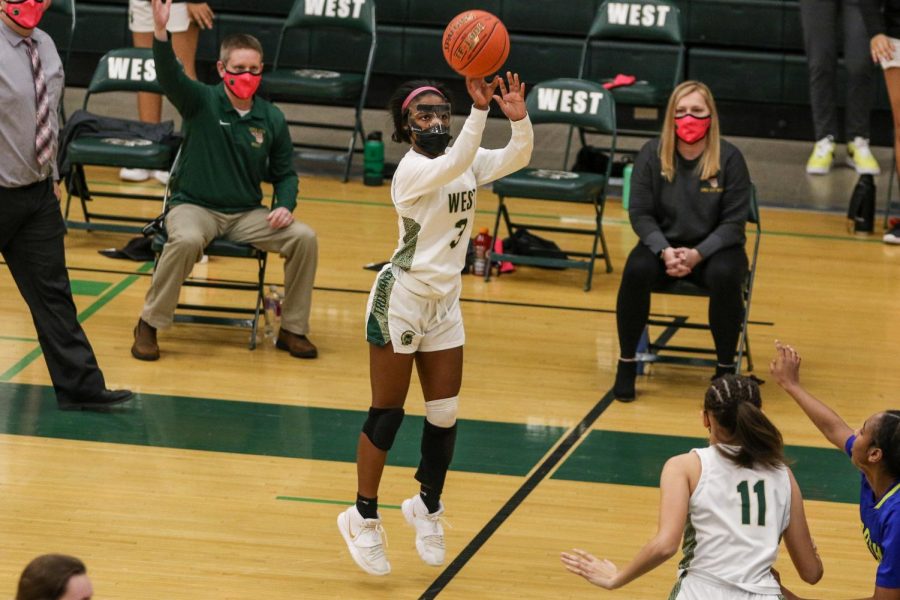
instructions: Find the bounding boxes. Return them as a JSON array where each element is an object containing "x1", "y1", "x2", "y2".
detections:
[
  {"x1": 874, "y1": 410, "x2": 900, "y2": 478},
  {"x1": 705, "y1": 374, "x2": 785, "y2": 469}
]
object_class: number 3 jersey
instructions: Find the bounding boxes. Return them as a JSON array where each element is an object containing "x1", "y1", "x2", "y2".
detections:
[
  {"x1": 389, "y1": 105, "x2": 533, "y2": 299},
  {"x1": 678, "y1": 445, "x2": 791, "y2": 594}
]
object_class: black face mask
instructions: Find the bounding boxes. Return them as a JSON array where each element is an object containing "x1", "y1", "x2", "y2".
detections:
[{"x1": 410, "y1": 124, "x2": 452, "y2": 157}]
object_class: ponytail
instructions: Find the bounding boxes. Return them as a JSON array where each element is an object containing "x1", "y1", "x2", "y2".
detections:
[{"x1": 705, "y1": 374, "x2": 785, "y2": 469}]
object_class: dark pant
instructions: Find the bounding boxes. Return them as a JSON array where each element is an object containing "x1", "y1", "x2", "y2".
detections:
[
  {"x1": 0, "y1": 180, "x2": 106, "y2": 404},
  {"x1": 616, "y1": 244, "x2": 749, "y2": 365},
  {"x1": 801, "y1": 0, "x2": 876, "y2": 140}
]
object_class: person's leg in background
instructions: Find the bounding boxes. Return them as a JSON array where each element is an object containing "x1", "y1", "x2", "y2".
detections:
[
  {"x1": 843, "y1": 0, "x2": 881, "y2": 175},
  {"x1": 882, "y1": 64, "x2": 900, "y2": 242},
  {"x1": 696, "y1": 246, "x2": 749, "y2": 378},
  {"x1": 614, "y1": 244, "x2": 667, "y2": 402},
  {"x1": 801, "y1": 0, "x2": 840, "y2": 174},
  {"x1": 123, "y1": 1, "x2": 212, "y2": 184}
]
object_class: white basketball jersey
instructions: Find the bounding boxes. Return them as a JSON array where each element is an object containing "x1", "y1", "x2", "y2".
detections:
[
  {"x1": 678, "y1": 445, "x2": 791, "y2": 595},
  {"x1": 389, "y1": 106, "x2": 533, "y2": 299}
]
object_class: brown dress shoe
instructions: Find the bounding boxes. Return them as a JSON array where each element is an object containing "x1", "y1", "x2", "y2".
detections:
[
  {"x1": 276, "y1": 329, "x2": 318, "y2": 358},
  {"x1": 131, "y1": 318, "x2": 160, "y2": 361}
]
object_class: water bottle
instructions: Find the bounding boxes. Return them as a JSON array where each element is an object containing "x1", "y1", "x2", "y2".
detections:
[
  {"x1": 363, "y1": 131, "x2": 384, "y2": 186},
  {"x1": 622, "y1": 162, "x2": 633, "y2": 213},
  {"x1": 473, "y1": 227, "x2": 492, "y2": 276},
  {"x1": 263, "y1": 285, "x2": 283, "y2": 340}
]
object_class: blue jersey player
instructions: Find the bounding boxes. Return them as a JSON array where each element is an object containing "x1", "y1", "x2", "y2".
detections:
[{"x1": 771, "y1": 341, "x2": 900, "y2": 600}]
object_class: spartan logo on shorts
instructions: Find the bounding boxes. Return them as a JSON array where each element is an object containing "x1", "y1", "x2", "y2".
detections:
[{"x1": 400, "y1": 330, "x2": 415, "y2": 346}]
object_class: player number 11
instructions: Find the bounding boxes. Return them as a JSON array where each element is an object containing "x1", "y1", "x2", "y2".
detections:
[{"x1": 737, "y1": 479, "x2": 766, "y2": 526}]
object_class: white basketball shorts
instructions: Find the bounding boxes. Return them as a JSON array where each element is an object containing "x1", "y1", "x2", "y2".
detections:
[{"x1": 365, "y1": 265, "x2": 464, "y2": 354}]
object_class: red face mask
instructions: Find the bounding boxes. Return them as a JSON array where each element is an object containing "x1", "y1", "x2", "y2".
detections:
[
  {"x1": 223, "y1": 70, "x2": 261, "y2": 100},
  {"x1": 4, "y1": 0, "x2": 45, "y2": 29},
  {"x1": 674, "y1": 114, "x2": 711, "y2": 144}
]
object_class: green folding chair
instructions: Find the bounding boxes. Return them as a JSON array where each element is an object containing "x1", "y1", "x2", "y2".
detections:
[
  {"x1": 63, "y1": 48, "x2": 177, "y2": 233},
  {"x1": 486, "y1": 78, "x2": 616, "y2": 292},
  {"x1": 578, "y1": 0, "x2": 684, "y2": 127},
  {"x1": 149, "y1": 152, "x2": 268, "y2": 350},
  {"x1": 263, "y1": 0, "x2": 377, "y2": 182}
]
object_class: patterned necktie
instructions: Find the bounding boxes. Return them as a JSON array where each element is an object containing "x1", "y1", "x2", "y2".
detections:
[{"x1": 22, "y1": 38, "x2": 53, "y2": 169}]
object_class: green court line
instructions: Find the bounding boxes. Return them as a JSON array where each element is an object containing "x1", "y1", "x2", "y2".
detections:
[
  {"x1": 0, "y1": 381, "x2": 860, "y2": 504},
  {"x1": 0, "y1": 263, "x2": 152, "y2": 382},
  {"x1": 0, "y1": 382, "x2": 565, "y2": 478},
  {"x1": 276, "y1": 496, "x2": 401, "y2": 509},
  {"x1": 70, "y1": 279, "x2": 112, "y2": 297},
  {"x1": 0, "y1": 336, "x2": 39, "y2": 342},
  {"x1": 552, "y1": 429, "x2": 860, "y2": 504}
]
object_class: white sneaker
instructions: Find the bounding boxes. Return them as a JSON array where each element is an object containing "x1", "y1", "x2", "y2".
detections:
[
  {"x1": 119, "y1": 167, "x2": 151, "y2": 182},
  {"x1": 153, "y1": 170, "x2": 171, "y2": 185},
  {"x1": 337, "y1": 506, "x2": 390, "y2": 576},
  {"x1": 846, "y1": 136, "x2": 882, "y2": 175},
  {"x1": 401, "y1": 494, "x2": 446, "y2": 566}
]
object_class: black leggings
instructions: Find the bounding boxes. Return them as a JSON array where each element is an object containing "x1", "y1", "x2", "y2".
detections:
[{"x1": 616, "y1": 244, "x2": 749, "y2": 365}]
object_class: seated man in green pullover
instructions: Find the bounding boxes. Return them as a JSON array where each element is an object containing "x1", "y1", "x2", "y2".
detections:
[{"x1": 132, "y1": 0, "x2": 318, "y2": 360}]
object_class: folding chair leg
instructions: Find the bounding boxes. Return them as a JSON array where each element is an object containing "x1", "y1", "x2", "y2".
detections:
[
  {"x1": 342, "y1": 107, "x2": 366, "y2": 183},
  {"x1": 249, "y1": 252, "x2": 267, "y2": 350},
  {"x1": 886, "y1": 154, "x2": 896, "y2": 230},
  {"x1": 486, "y1": 196, "x2": 508, "y2": 282},
  {"x1": 743, "y1": 332, "x2": 753, "y2": 373}
]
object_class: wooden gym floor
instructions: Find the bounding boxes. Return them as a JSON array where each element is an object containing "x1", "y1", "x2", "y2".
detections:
[{"x1": 0, "y1": 166, "x2": 898, "y2": 599}]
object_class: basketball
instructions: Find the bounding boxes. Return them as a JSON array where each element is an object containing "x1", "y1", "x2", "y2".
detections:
[{"x1": 442, "y1": 10, "x2": 510, "y2": 79}]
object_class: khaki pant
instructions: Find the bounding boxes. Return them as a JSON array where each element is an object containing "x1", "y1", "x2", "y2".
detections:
[{"x1": 141, "y1": 204, "x2": 317, "y2": 335}]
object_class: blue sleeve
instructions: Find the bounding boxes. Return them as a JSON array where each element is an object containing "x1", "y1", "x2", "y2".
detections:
[
  {"x1": 845, "y1": 434, "x2": 856, "y2": 457},
  {"x1": 877, "y1": 514, "x2": 900, "y2": 588}
]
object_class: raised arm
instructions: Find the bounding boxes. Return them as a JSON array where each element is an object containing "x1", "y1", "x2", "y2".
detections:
[
  {"x1": 471, "y1": 73, "x2": 533, "y2": 185},
  {"x1": 560, "y1": 453, "x2": 693, "y2": 589},
  {"x1": 152, "y1": 0, "x2": 206, "y2": 118},
  {"x1": 769, "y1": 341, "x2": 854, "y2": 450},
  {"x1": 782, "y1": 468, "x2": 824, "y2": 584}
]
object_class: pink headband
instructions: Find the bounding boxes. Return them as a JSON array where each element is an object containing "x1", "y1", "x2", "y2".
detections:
[{"x1": 401, "y1": 86, "x2": 445, "y2": 112}]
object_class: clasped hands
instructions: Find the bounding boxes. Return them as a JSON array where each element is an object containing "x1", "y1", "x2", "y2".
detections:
[{"x1": 661, "y1": 246, "x2": 701, "y2": 277}]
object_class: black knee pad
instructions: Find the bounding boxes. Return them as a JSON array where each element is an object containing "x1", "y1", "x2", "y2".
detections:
[{"x1": 362, "y1": 407, "x2": 405, "y2": 451}]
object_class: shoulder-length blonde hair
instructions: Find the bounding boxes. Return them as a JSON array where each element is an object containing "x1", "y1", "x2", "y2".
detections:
[{"x1": 659, "y1": 80, "x2": 721, "y2": 182}]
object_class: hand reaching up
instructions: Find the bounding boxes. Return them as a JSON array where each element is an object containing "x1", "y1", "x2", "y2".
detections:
[
  {"x1": 466, "y1": 75, "x2": 500, "y2": 111},
  {"x1": 493, "y1": 72, "x2": 527, "y2": 121}
]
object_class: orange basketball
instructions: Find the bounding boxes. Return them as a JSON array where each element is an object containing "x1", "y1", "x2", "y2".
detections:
[{"x1": 442, "y1": 10, "x2": 510, "y2": 79}]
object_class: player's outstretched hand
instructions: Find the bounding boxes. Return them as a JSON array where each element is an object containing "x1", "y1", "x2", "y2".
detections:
[
  {"x1": 769, "y1": 340, "x2": 801, "y2": 389},
  {"x1": 466, "y1": 76, "x2": 500, "y2": 111},
  {"x1": 493, "y1": 72, "x2": 527, "y2": 122},
  {"x1": 560, "y1": 549, "x2": 619, "y2": 589}
]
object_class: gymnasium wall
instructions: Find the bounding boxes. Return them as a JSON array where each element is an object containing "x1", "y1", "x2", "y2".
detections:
[{"x1": 48, "y1": 0, "x2": 894, "y2": 145}]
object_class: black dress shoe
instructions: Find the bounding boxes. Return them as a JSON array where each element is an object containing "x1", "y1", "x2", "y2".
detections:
[{"x1": 58, "y1": 389, "x2": 133, "y2": 411}]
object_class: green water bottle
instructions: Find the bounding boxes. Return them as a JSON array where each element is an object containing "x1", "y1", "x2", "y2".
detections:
[
  {"x1": 363, "y1": 131, "x2": 384, "y2": 186},
  {"x1": 622, "y1": 162, "x2": 633, "y2": 213}
]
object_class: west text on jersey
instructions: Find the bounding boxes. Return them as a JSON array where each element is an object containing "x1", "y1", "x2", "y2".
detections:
[{"x1": 448, "y1": 189, "x2": 475, "y2": 213}]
